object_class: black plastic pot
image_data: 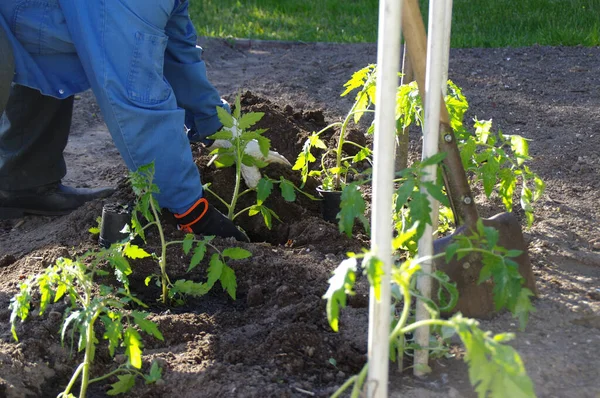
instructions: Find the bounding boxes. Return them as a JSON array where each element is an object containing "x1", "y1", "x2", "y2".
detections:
[
  {"x1": 99, "y1": 203, "x2": 132, "y2": 248},
  {"x1": 316, "y1": 186, "x2": 342, "y2": 223}
]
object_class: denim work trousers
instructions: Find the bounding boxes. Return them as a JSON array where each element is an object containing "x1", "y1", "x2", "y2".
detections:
[{"x1": 0, "y1": 0, "x2": 225, "y2": 213}]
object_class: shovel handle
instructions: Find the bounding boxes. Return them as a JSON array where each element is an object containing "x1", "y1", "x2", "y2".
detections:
[{"x1": 401, "y1": 0, "x2": 479, "y2": 227}]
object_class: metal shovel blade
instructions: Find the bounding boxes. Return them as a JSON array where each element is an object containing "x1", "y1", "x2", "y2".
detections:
[{"x1": 433, "y1": 212, "x2": 538, "y2": 319}]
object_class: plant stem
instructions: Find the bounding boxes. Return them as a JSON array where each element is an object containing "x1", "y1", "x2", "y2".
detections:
[
  {"x1": 79, "y1": 307, "x2": 101, "y2": 398},
  {"x1": 351, "y1": 364, "x2": 369, "y2": 398},
  {"x1": 334, "y1": 97, "x2": 362, "y2": 189},
  {"x1": 204, "y1": 186, "x2": 230, "y2": 209},
  {"x1": 227, "y1": 141, "x2": 244, "y2": 220},
  {"x1": 330, "y1": 375, "x2": 357, "y2": 398},
  {"x1": 233, "y1": 206, "x2": 254, "y2": 220},
  {"x1": 89, "y1": 367, "x2": 141, "y2": 384},
  {"x1": 59, "y1": 363, "x2": 84, "y2": 397},
  {"x1": 149, "y1": 198, "x2": 170, "y2": 304}
]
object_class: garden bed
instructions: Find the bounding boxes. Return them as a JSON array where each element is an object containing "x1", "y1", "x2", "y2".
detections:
[{"x1": 0, "y1": 40, "x2": 599, "y2": 397}]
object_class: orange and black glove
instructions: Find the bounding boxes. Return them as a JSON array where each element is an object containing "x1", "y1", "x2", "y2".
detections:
[{"x1": 174, "y1": 198, "x2": 249, "y2": 242}]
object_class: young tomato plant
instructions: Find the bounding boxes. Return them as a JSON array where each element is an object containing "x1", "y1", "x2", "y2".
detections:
[
  {"x1": 203, "y1": 94, "x2": 309, "y2": 229},
  {"x1": 445, "y1": 81, "x2": 545, "y2": 226},
  {"x1": 9, "y1": 247, "x2": 163, "y2": 398},
  {"x1": 129, "y1": 163, "x2": 251, "y2": 304},
  {"x1": 293, "y1": 64, "x2": 376, "y2": 192},
  {"x1": 324, "y1": 220, "x2": 536, "y2": 398}
]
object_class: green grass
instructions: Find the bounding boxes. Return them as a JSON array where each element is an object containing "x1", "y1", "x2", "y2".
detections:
[{"x1": 190, "y1": 0, "x2": 600, "y2": 47}]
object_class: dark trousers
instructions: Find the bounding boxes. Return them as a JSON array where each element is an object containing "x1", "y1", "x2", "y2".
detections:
[{"x1": 0, "y1": 85, "x2": 74, "y2": 190}]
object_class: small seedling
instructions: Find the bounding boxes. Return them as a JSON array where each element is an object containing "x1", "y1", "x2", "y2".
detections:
[
  {"x1": 10, "y1": 247, "x2": 163, "y2": 398},
  {"x1": 293, "y1": 65, "x2": 376, "y2": 192},
  {"x1": 128, "y1": 163, "x2": 251, "y2": 304},
  {"x1": 204, "y1": 94, "x2": 314, "y2": 229}
]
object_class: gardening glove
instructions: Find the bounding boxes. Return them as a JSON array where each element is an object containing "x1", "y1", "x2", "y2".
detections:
[
  {"x1": 173, "y1": 198, "x2": 249, "y2": 242},
  {"x1": 207, "y1": 138, "x2": 292, "y2": 189}
]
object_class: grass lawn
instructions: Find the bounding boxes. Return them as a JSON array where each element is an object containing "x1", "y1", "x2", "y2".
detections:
[{"x1": 190, "y1": 0, "x2": 600, "y2": 47}]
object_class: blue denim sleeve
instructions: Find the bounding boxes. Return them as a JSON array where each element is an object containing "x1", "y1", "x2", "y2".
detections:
[{"x1": 164, "y1": 1, "x2": 228, "y2": 144}]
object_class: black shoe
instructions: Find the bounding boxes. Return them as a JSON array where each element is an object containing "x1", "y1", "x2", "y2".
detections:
[
  {"x1": 0, "y1": 183, "x2": 114, "y2": 219},
  {"x1": 173, "y1": 198, "x2": 250, "y2": 242}
]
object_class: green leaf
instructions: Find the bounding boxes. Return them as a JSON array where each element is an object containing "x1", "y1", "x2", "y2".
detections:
[
  {"x1": 460, "y1": 138, "x2": 477, "y2": 169},
  {"x1": 248, "y1": 204, "x2": 260, "y2": 216},
  {"x1": 532, "y1": 175, "x2": 545, "y2": 201},
  {"x1": 61, "y1": 310, "x2": 82, "y2": 344},
  {"x1": 213, "y1": 154, "x2": 235, "y2": 168},
  {"x1": 498, "y1": 169, "x2": 517, "y2": 212},
  {"x1": 322, "y1": 258, "x2": 357, "y2": 332},
  {"x1": 421, "y1": 181, "x2": 450, "y2": 207},
  {"x1": 124, "y1": 327, "x2": 143, "y2": 369},
  {"x1": 408, "y1": 191, "x2": 432, "y2": 236},
  {"x1": 238, "y1": 112, "x2": 264, "y2": 130},
  {"x1": 483, "y1": 225, "x2": 500, "y2": 249},
  {"x1": 38, "y1": 275, "x2": 52, "y2": 315},
  {"x1": 54, "y1": 283, "x2": 67, "y2": 303},
  {"x1": 188, "y1": 243, "x2": 207, "y2": 272},
  {"x1": 260, "y1": 206, "x2": 277, "y2": 229},
  {"x1": 506, "y1": 249, "x2": 522, "y2": 258},
  {"x1": 351, "y1": 147, "x2": 371, "y2": 163},
  {"x1": 363, "y1": 254, "x2": 384, "y2": 301},
  {"x1": 123, "y1": 244, "x2": 151, "y2": 259},
  {"x1": 207, "y1": 254, "x2": 224, "y2": 288},
  {"x1": 433, "y1": 271, "x2": 459, "y2": 312},
  {"x1": 279, "y1": 178, "x2": 297, "y2": 202},
  {"x1": 131, "y1": 211, "x2": 145, "y2": 241},
  {"x1": 101, "y1": 314, "x2": 123, "y2": 357},
  {"x1": 233, "y1": 93, "x2": 242, "y2": 119},
  {"x1": 482, "y1": 155, "x2": 500, "y2": 197},
  {"x1": 421, "y1": 152, "x2": 447, "y2": 167},
  {"x1": 88, "y1": 227, "x2": 100, "y2": 235},
  {"x1": 452, "y1": 315, "x2": 535, "y2": 398},
  {"x1": 107, "y1": 374, "x2": 136, "y2": 396},
  {"x1": 256, "y1": 135, "x2": 271, "y2": 158},
  {"x1": 110, "y1": 255, "x2": 132, "y2": 285},
  {"x1": 513, "y1": 288, "x2": 536, "y2": 331},
  {"x1": 172, "y1": 279, "x2": 210, "y2": 297},
  {"x1": 208, "y1": 129, "x2": 233, "y2": 141},
  {"x1": 309, "y1": 133, "x2": 328, "y2": 149},
  {"x1": 220, "y1": 265, "x2": 237, "y2": 300},
  {"x1": 132, "y1": 312, "x2": 164, "y2": 341},
  {"x1": 145, "y1": 361, "x2": 163, "y2": 384},
  {"x1": 353, "y1": 91, "x2": 370, "y2": 123},
  {"x1": 395, "y1": 179, "x2": 416, "y2": 211},
  {"x1": 338, "y1": 183, "x2": 369, "y2": 237},
  {"x1": 222, "y1": 247, "x2": 252, "y2": 260},
  {"x1": 445, "y1": 242, "x2": 460, "y2": 263},
  {"x1": 392, "y1": 223, "x2": 419, "y2": 251},
  {"x1": 508, "y1": 135, "x2": 530, "y2": 166},
  {"x1": 182, "y1": 234, "x2": 195, "y2": 255},
  {"x1": 341, "y1": 64, "x2": 375, "y2": 97},
  {"x1": 256, "y1": 178, "x2": 273, "y2": 204},
  {"x1": 474, "y1": 118, "x2": 493, "y2": 144},
  {"x1": 216, "y1": 105, "x2": 234, "y2": 128}
]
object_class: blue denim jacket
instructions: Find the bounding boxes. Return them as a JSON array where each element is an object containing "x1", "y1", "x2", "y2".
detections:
[{"x1": 0, "y1": 0, "x2": 226, "y2": 213}]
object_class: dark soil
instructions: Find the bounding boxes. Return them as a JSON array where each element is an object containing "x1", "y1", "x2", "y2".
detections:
[{"x1": 0, "y1": 40, "x2": 599, "y2": 398}]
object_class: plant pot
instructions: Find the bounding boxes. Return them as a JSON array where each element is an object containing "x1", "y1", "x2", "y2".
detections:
[
  {"x1": 316, "y1": 186, "x2": 342, "y2": 223},
  {"x1": 99, "y1": 203, "x2": 132, "y2": 248}
]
